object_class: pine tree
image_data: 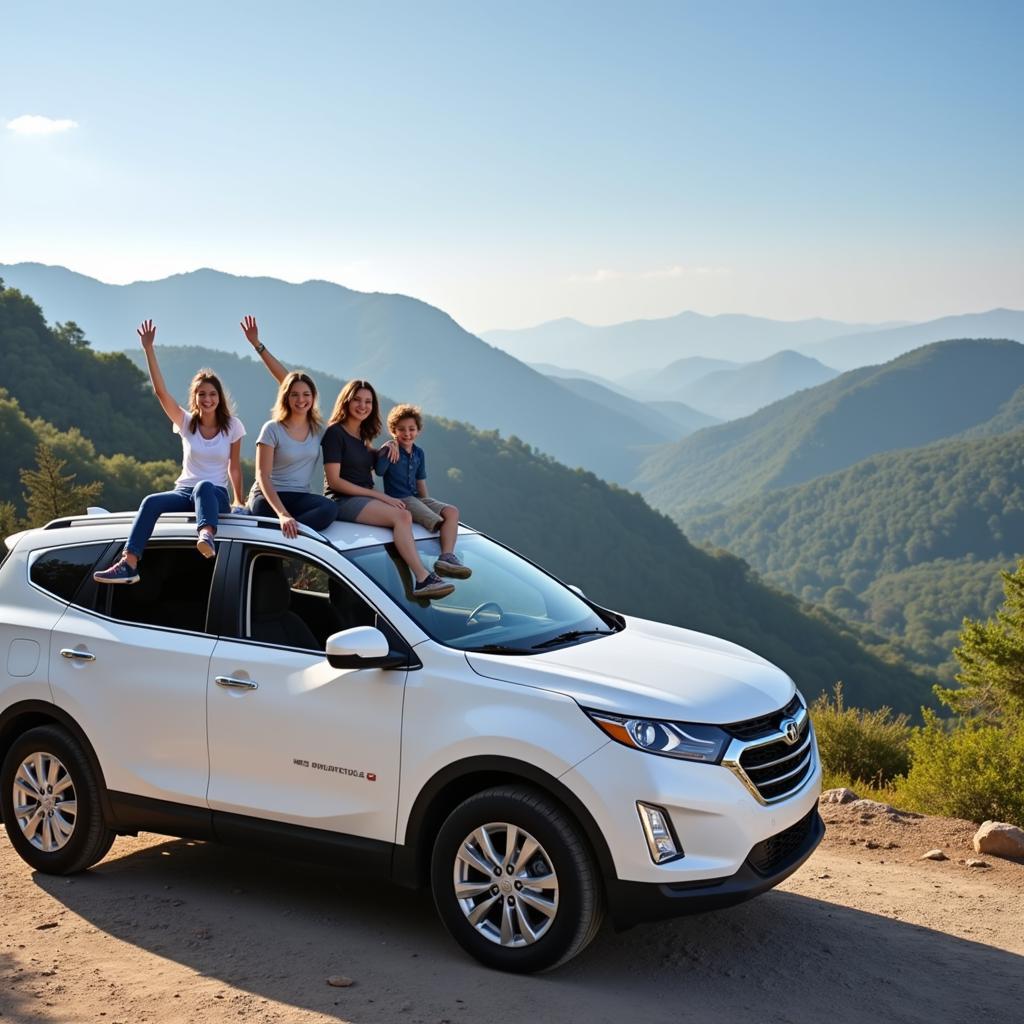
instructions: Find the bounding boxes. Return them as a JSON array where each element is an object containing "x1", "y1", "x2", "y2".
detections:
[
  {"x1": 0, "y1": 501, "x2": 21, "y2": 539},
  {"x1": 939, "y1": 559, "x2": 1024, "y2": 721},
  {"x1": 19, "y1": 444, "x2": 103, "y2": 528}
]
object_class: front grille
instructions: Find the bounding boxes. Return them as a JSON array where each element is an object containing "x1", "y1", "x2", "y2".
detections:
[
  {"x1": 724, "y1": 704, "x2": 819, "y2": 806},
  {"x1": 724, "y1": 694, "x2": 801, "y2": 740},
  {"x1": 747, "y1": 809, "x2": 816, "y2": 876}
]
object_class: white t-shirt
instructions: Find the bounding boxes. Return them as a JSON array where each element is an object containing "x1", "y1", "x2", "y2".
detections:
[{"x1": 173, "y1": 407, "x2": 246, "y2": 490}]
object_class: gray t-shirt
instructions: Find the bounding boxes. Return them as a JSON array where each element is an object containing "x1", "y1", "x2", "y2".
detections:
[{"x1": 254, "y1": 419, "x2": 324, "y2": 493}]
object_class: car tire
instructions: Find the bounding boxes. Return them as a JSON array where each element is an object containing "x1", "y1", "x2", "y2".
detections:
[
  {"x1": 0, "y1": 725, "x2": 115, "y2": 874},
  {"x1": 430, "y1": 784, "x2": 605, "y2": 972}
]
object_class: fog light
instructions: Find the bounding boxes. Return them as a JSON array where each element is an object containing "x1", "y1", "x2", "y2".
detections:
[{"x1": 637, "y1": 802, "x2": 683, "y2": 864}]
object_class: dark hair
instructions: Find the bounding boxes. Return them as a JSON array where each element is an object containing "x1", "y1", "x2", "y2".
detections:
[
  {"x1": 187, "y1": 368, "x2": 233, "y2": 435},
  {"x1": 328, "y1": 379, "x2": 381, "y2": 443}
]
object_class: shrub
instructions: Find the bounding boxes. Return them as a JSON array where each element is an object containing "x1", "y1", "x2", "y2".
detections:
[
  {"x1": 897, "y1": 711, "x2": 1024, "y2": 825},
  {"x1": 810, "y1": 683, "x2": 911, "y2": 785}
]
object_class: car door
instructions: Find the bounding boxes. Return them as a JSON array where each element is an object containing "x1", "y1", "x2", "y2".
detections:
[
  {"x1": 205, "y1": 542, "x2": 409, "y2": 843},
  {"x1": 48, "y1": 540, "x2": 219, "y2": 806}
]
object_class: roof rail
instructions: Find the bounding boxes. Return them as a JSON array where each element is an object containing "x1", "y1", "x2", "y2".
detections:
[{"x1": 41, "y1": 511, "x2": 331, "y2": 546}]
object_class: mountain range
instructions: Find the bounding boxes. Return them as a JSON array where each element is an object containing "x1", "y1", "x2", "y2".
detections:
[
  {"x1": 0, "y1": 263, "x2": 663, "y2": 485},
  {"x1": 633, "y1": 338, "x2": 1024, "y2": 516},
  {"x1": 484, "y1": 309, "x2": 1024, "y2": 378},
  {"x1": 0, "y1": 279, "x2": 935, "y2": 715},
  {"x1": 482, "y1": 312, "x2": 891, "y2": 376}
]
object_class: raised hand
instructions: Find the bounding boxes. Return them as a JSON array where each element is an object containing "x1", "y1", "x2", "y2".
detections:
[
  {"x1": 240, "y1": 315, "x2": 260, "y2": 348},
  {"x1": 137, "y1": 319, "x2": 156, "y2": 347}
]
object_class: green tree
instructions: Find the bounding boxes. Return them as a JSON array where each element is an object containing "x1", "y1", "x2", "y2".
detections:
[
  {"x1": 53, "y1": 320, "x2": 90, "y2": 349},
  {"x1": 20, "y1": 443, "x2": 103, "y2": 527},
  {"x1": 0, "y1": 501, "x2": 20, "y2": 539},
  {"x1": 939, "y1": 559, "x2": 1024, "y2": 720}
]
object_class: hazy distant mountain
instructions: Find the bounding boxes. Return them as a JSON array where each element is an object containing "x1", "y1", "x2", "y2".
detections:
[
  {"x1": 619, "y1": 356, "x2": 740, "y2": 397},
  {"x1": 0, "y1": 263, "x2": 653, "y2": 484},
  {"x1": 675, "y1": 351, "x2": 839, "y2": 420},
  {"x1": 549, "y1": 376, "x2": 718, "y2": 444},
  {"x1": 633, "y1": 338, "x2": 1024, "y2": 517},
  {"x1": 528, "y1": 362, "x2": 630, "y2": 393},
  {"x1": 798, "y1": 310, "x2": 1024, "y2": 370},
  {"x1": 482, "y1": 311, "x2": 891, "y2": 377}
]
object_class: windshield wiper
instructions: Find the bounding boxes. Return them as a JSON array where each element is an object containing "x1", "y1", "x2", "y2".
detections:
[
  {"x1": 466, "y1": 644, "x2": 533, "y2": 655},
  {"x1": 531, "y1": 629, "x2": 615, "y2": 650}
]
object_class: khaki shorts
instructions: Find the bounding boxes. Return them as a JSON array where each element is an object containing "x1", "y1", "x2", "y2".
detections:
[{"x1": 402, "y1": 495, "x2": 451, "y2": 532}]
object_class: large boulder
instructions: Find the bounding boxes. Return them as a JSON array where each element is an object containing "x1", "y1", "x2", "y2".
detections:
[
  {"x1": 973, "y1": 821, "x2": 1024, "y2": 859},
  {"x1": 820, "y1": 787, "x2": 859, "y2": 804}
]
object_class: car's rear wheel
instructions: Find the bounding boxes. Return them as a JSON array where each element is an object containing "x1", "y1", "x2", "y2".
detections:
[
  {"x1": 430, "y1": 785, "x2": 604, "y2": 972},
  {"x1": 0, "y1": 725, "x2": 115, "y2": 874}
]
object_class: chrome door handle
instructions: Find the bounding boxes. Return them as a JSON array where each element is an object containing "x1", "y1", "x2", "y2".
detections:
[
  {"x1": 60, "y1": 649, "x2": 95, "y2": 662},
  {"x1": 215, "y1": 675, "x2": 258, "y2": 691}
]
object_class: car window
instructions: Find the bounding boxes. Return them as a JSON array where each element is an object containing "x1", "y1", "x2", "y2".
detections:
[
  {"x1": 105, "y1": 545, "x2": 216, "y2": 633},
  {"x1": 245, "y1": 550, "x2": 377, "y2": 652},
  {"x1": 29, "y1": 543, "x2": 109, "y2": 604},
  {"x1": 345, "y1": 534, "x2": 614, "y2": 652}
]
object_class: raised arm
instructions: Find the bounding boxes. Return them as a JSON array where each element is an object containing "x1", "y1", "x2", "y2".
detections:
[
  {"x1": 138, "y1": 320, "x2": 182, "y2": 426},
  {"x1": 240, "y1": 315, "x2": 288, "y2": 384}
]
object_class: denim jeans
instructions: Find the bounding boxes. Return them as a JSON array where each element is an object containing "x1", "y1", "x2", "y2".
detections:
[
  {"x1": 125, "y1": 483, "x2": 230, "y2": 558},
  {"x1": 249, "y1": 490, "x2": 337, "y2": 532}
]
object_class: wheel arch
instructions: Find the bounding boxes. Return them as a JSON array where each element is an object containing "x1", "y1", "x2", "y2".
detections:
[
  {"x1": 393, "y1": 755, "x2": 616, "y2": 889},
  {"x1": 0, "y1": 700, "x2": 114, "y2": 826}
]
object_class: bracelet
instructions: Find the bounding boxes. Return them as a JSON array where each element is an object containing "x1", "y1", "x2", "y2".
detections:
[{"x1": 256, "y1": 342, "x2": 266, "y2": 355}]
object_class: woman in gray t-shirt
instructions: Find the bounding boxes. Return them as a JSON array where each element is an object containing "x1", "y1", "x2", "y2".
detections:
[{"x1": 248, "y1": 371, "x2": 338, "y2": 536}]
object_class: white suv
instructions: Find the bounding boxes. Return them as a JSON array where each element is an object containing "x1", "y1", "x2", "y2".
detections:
[{"x1": 0, "y1": 511, "x2": 822, "y2": 972}]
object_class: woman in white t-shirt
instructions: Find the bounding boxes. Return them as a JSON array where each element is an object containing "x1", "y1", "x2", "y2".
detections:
[{"x1": 94, "y1": 319, "x2": 246, "y2": 584}]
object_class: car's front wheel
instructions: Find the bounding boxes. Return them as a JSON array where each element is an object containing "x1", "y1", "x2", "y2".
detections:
[
  {"x1": 0, "y1": 725, "x2": 115, "y2": 874},
  {"x1": 430, "y1": 785, "x2": 604, "y2": 972}
]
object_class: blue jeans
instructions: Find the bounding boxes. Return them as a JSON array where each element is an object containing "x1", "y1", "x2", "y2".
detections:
[
  {"x1": 249, "y1": 491, "x2": 337, "y2": 532},
  {"x1": 125, "y1": 483, "x2": 230, "y2": 558}
]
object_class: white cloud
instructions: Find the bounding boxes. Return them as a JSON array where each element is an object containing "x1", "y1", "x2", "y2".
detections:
[
  {"x1": 7, "y1": 114, "x2": 79, "y2": 135},
  {"x1": 568, "y1": 264, "x2": 730, "y2": 284}
]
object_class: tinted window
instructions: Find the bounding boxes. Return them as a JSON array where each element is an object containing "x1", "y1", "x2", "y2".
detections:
[
  {"x1": 245, "y1": 551, "x2": 377, "y2": 651},
  {"x1": 106, "y1": 545, "x2": 215, "y2": 633},
  {"x1": 30, "y1": 544, "x2": 109, "y2": 603}
]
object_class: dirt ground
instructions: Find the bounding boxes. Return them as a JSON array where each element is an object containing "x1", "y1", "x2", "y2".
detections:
[{"x1": 1, "y1": 798, "x2": 1022, "y2": 1024}]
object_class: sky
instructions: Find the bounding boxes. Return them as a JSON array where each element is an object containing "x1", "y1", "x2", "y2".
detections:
[{"x1": 1, "y1": 1, "x2": 1022, "y2": 332}]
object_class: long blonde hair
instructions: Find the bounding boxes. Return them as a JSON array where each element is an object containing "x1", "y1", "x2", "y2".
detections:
[{"x1": 273, "y1": 371, "x2": 323, "y2": 432}]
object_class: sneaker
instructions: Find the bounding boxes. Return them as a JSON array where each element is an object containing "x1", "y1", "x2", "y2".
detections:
[
  {"x1": 196, "y1": 530, "x2": 216, "y2": 559},
  {"x1": 434, "y1": 552, "x2": 472, "y2": 579},
  {"x1": 413, "y1": 572, "x2": 455, "y2": 599},
  {"x1": 93, "y1": 558, "x2": 140, "y2": 585}
]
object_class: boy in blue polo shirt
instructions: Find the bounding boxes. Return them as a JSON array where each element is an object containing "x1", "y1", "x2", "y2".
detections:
[{"x1": 376, "y1": 404, "x2": 471, "y2": 578}]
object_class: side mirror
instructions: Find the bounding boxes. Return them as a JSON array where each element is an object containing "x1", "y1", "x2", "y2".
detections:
[
  {"x1": 568, "y1": 584, "x2": 586, "y2": 598},
  {"x1": 325, "y1": 626, "x2": 408, "y2": 670}
]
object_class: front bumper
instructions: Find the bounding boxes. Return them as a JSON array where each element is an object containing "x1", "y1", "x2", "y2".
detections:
[{"x1": 607, "y1": 807, "x2": 825, "y2": 928}]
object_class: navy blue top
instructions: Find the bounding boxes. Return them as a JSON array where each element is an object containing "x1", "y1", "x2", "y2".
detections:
[
  {"x1": 375, "y1": 443, "x2": 426, "y2": 499},
  {"x1": 321, "y1": 424, "x2": 377, "y2": 498}
]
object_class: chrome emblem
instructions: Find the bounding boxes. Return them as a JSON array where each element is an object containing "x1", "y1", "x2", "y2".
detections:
[{"x1": 781, "y1": 718, "x2": 800, "y2": 745}]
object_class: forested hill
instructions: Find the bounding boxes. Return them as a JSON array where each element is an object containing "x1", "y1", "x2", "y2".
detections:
[
  {"x1": 0, "y1": 283, "x2": 176, "y2": 463},
  {"x1": 686, "y1": 430, "x2": 1024, "y2": 680},
  {"x1": 634, "y1": 338, "x2": 1024, "y2": 518},
  {"x1": 0, "y1": 291, "x2": 934, "y2": 714}
]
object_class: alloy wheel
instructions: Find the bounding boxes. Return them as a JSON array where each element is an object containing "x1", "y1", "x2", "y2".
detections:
[
  {"x1": 452, "y1": 821, "x2": 560, "y2": 947},
  {"x1": 12, "y1": 751, "x2": 78, "y2": 852}
]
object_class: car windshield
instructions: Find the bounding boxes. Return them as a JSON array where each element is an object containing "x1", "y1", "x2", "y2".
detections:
[{"x1": 343, "y1": 534, "x2": 618, "y2": 653}]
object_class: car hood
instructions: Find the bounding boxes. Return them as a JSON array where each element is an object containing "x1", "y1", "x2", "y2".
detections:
[{"x1": 465, "y1": 616, "x2": 796, "y2": 724}]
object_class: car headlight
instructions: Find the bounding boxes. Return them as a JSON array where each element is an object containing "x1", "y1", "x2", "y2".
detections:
[{"x1": 584, "y1": 709, "x2": 730, "y2": 763}]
